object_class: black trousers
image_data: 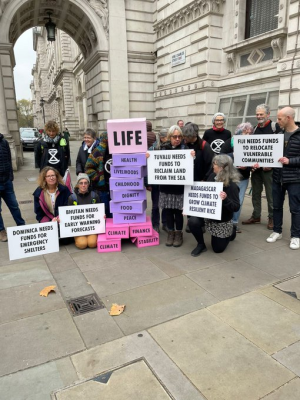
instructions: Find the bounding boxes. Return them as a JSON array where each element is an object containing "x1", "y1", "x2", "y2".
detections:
[
  {"x1": 165, "y1": 208, "x2": 183, "y2": 231},
  {"x1": 189, "y1": 216, "x2": 233, "y2": 253}
]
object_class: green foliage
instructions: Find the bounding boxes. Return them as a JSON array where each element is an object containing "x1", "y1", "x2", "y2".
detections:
[{"x1": 17, "y1": 99, "x2": 34, "y2": 128}]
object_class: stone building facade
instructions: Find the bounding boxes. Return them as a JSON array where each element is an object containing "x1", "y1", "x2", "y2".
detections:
[{"x1": 0, "y1": 0, "x2": 299, "y2": 168}]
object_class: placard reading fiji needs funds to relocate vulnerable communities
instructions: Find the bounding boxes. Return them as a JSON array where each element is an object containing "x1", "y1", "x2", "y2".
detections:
[
  {"x1": 59, "y1": 203, "x2": 105, "y2": 238},
  {"x1": 147, "y1": 150, "x2": 194, "y2": 185},
  {"x1": 234, "y1": 134, "x2": 284, "y2": 168},
  {"x1": 7, "y1": 222, "x2": 59, "y2": 260},
  {"x1": 183, "y1": 181, "x2": 223, "y2": 220}
]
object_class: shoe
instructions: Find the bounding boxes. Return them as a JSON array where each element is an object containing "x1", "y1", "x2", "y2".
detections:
[
  {"x1": 166, "y1": 231, "x2": 175, "y2": 247},
  {"x1": 173, "y1": 231, "x2": 183, "y2": 247},
  {"x1": 0, "y1": 229, "x2": 7, "y2": 242},
  {"x1": 267, "y1": 217, "x2": 274, "y2": 230},
  {"x1": 242, "y1": 216, "x2": 261, "y2": 225},
  {"x1": 153, "y1": 225, "x2": 160, "y2": 233},
  {"x1": 191, "y1": 244, "x2": 207, "y2": 257},
  {"x1": 266, "y1": 232, "x2": 282, "y2": 243},
  {"x1": 162, "y1": 224, "x2": 168, "y2": 233},
  {"x1": 290, "y1": 237, "x2": 300, "y2": 250}
]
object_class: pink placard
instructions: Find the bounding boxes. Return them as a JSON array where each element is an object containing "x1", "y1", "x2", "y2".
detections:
[
  {"x1": 110, "y1": 200, "x2": 147, "y2": 214},
  {"x1": 131, "y1": 230, "x2": 159, "y2": 248},
  {"x1": 105, "y1": 218, "x2": 129, "y2": 239},
  {"x1": 97, "y1": 234, "x2": 121, "y2": 252},
  {"x1": 113, "y1": 211, "x2": 147, "y2": 224},
  {"x1": 112, "y1": 153, "x2": 147, "y2": 166},
  {"x1": 107, "y1": 118, "x2": 147, "y2": 154},
  {"x1": 129, "y1": 216, "x2": 153, "y2": 237},
  {"x1": 110, "y1": 189, "x2": 147, "y2": 203}
]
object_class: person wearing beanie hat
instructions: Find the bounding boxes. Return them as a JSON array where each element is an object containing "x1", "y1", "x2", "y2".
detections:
[
  {"x1": 203, "y1": 112, "x2": 231, "y2": 154},
  {"x1": 68, "y1": 173, "x2": 100, "y2": 249}
]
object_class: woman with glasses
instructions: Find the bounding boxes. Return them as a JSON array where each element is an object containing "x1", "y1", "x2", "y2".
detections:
[
  {"x1": 67, "y1": 173, "x2": 100, "y2": 249},
  {"x1": 148, "y1": 125, "x2": 194, "y2": 247},
  {"x1": 33, "y1": 167, "x2": 71, "y2": 223},
  {"x1": 203, "y1": 113, "x2": 231, "y2": 155},
  {"x1": 189, "y1": 154, "x2": 240, "y2": 256}
]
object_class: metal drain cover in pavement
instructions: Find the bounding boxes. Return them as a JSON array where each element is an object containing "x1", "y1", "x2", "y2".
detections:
[
  {"x1": 19, "y1": 200, "x2": 33, "y2": 204},
  {"x1": 67, "y1": 293, "x2": 105, "y2": 316}
]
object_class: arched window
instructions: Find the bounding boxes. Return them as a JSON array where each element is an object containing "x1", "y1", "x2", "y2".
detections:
[{"x1": 245, "y1": 0, "x2": 279, "y2": 39}]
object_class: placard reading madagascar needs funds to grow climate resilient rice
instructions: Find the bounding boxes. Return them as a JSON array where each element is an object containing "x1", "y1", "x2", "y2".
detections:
[
  {"x1": 7, "y1": 222, "x2": 59, "y2": 261},
  {"x1": 233, "y1": 134, "x2": 284, "y2": 168},
  {"x1": 183, "y1": 181, "x2": 223, "y2": 220},
  {"x1": 59, "y1": 203, "x2": 106, "y2": 238},
  {"x1": 147, "y1": 150, "x2": 194, "y2": 185}
]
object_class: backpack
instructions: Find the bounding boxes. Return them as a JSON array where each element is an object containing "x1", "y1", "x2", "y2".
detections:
[{"x1": 70, "y1": 191, "x2": 98, "y2": 205}]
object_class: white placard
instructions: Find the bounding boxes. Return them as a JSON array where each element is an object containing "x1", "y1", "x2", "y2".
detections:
[
  {"x1": 233, "y1": 134, "x2": 284, "y2": 167},
  {"x1": 59, "y1": 203, "x2": 105, "y2": 238},
  {"x1": 171, "y1": 50, "x2": 186, "y2": 67},
  {"x1": 7, "y1": 222, "x2": 59, "y2": 261},
  {"x1": 183, "y1": 182, "x2": 223, "y2": 220},
  {"x1": 147, "y1": 150, "x2": 194, "y2": 185}
]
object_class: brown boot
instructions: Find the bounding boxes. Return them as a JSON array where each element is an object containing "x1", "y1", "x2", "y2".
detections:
[
  {"x1": 166, "y1": 231, "x2": 175, "y2": 247},
  {"x1": 242, "y1": 216, "x2": 261, "y2": 225},
  {"x1": 267, "y1": 217, "x2": 274, "y2": 230},
  {"x1": 173, "y1": 231, "x2": 183, "y2": 247},
  {"x1": 0, "y1": 229, "x2": 8, "y2": 242}
]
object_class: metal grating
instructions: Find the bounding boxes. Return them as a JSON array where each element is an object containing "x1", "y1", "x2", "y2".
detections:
[
  {"x1": 19, "y1": 200, "x2": 33, "y2": 204},
  {"x1": 67, "y1": 293, "x2": 105, "y2": 316}
]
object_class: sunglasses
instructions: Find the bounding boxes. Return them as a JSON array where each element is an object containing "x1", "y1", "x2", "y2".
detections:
[{"x1": 171, "y1": 135, "x2": 182, "y2": 139}]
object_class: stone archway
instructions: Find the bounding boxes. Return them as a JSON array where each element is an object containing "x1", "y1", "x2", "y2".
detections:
[{"x1": 0, "y1": 0, "x2": 130, "y2": 168}]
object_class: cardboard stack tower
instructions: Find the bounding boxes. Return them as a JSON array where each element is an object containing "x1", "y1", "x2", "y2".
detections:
[{"x1": 97, "y1": 118, "x2": 159, "y2": 253}]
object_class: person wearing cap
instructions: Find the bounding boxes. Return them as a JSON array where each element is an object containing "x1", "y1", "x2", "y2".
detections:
[
  {"x1": 147, "y1": 128, "x2": 169, "y2": 232},
  {"x1": 146, "y1": 120, "x2": 156, "y2": 148},
  {"x1": 203, "y1": 113, "x2": 231, "y2": 155},
  {"x1": 67, "y1": 173, "x2": 100, "y2": 249},
  {"x1": 33, "y1": 166, "x2": 71, "y2": 223}
]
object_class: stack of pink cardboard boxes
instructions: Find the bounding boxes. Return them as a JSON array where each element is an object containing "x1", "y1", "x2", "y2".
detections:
[{"x1": 97, "y1": 118, "x2": 159, "y2": 253}]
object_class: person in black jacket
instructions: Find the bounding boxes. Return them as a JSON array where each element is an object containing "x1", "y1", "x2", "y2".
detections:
[
  {"x1": 0, "y1": 133, "x2": 25, "y2": 242},
  {"x1": 203, "y1": 113, "x2": 231, "y2": 155},
  {"x1": 76, "y1": 128, "x2": 100, "y2": 175},
  {"x1": 266, "y1": 107, "x2": 300, "y2": 250},
  {"x1": 188, "y1": 154, "x2": 240, "y2": 256},
  {"x1": 35, "y1": 120, "x2": 70, "y2": 177},
  {"x1": 221, "y1": 122, "x2": 253, "y2": 232}
]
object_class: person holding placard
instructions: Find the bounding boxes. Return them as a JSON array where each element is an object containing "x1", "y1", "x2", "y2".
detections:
[
  {"x1": 151, "y1": 125, "x2": 194, "y2": 247},
  {"x1": 33, "y1": 167, "x2": 71, "y2": 223},
  {"x1": 68, "y1": 173, "x2": 100, "y2": 249},
  {"x1": 266, "y1": 107, "x2": 300, "y2": 250},
  {"x1": 203, "y1": 113, "x2": 231, "y2": 155},
  {"x1": 188, "y1": 155, "x2": 240, "y2": 256},
  {"x1": 221, "y1": 122, "x2": 253, "y2": 232}
]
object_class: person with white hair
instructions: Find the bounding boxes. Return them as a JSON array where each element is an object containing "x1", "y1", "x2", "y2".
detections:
[{"x1": 203, "y1": 112, "x2": 231, "y2": 154}]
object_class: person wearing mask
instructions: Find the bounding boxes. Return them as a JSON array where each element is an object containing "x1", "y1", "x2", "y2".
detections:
[
  {"x1": 33, "y1": 167, "x2": 71, "y2": 223},
  {"x1": 0, "y1": 133, "x2": 25, "y2": 242},
  {"x1": 35, "y1": 120, "x2": 70, "y2": 178},
  {"x1": 68, "y1": 173, "x2": 100, "y2": 249},
  {"x1": 76, "y1": 128, "x2": 100, "y2": 175},
  {"x1": 189, "y1": 155, "x2": 240, "y2": 256},
  {"x1": 221, "y1": 122, "x2": 253, "y2": 232},
  {"x1": 242, "y1": 104, "x2": 281, "y2": 230},
  {"x1": 203, "y1": 113, "x2": 231, "y2": 155}
]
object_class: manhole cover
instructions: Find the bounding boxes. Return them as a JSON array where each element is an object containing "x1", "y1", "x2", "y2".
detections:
[
  {"x1": 19, "y1": 200, "x2": 33, "y2": 204},
  {"x1": 67, "y1": 293, "x2": 105, "y2": 316}
]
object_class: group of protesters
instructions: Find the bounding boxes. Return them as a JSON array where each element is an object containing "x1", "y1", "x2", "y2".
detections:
[{"x1": 1, "y1": 103, "x2": 299, "y2": 255}]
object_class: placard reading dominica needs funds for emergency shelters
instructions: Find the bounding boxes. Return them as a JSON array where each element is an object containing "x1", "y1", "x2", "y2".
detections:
[
  {"x1": 234, "y1": 134, "x2": 284, "y2": 167},
  {"x1": 7, "y1": 222, "x2": 59, "y2": 261},
  {"x1": 147, "y1": 150, "x2": 194, "y2": 185},
  {"x1": 183, "y1": 182, "x2": 223, "y2": 220},
  {"x1": 59, "y1": 203, "x2": 105, "y2": 238}
]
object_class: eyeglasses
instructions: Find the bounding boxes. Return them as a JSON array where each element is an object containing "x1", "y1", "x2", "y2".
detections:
[
  {"x1": 215, "y1": 119, "x2": 224, "y2": 123},
  {"x1": 78, "y1": 182, "x2": 89, "y2": 185},
  {"x1": 171, "y1": 135, "x2": 182, "y2": 139},
  {"x1": 45, "y1": 175, "x2": 56, "y2": 179}
]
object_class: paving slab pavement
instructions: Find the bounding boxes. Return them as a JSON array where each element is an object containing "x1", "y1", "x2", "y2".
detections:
[{"x1": 1, "y1": 141, "x2": 300, "y2": 399}]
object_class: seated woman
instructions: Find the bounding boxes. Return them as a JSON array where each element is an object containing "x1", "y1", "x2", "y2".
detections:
[
  {"x1": 33, "y1": 167, "x2": 71, "y2": 223},
  {"x1": 189, "y1": 154, "x2": 240, "y2": 256},
  {"x1": 68, "y1": 174, "x2": 100, "y2": 249}
]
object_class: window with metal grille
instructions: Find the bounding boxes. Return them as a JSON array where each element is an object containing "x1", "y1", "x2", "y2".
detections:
[{"x1": 245, "y1": 0, "x2": 279, "y2": 39}]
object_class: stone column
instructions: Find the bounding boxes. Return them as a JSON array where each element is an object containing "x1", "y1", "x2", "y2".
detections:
[{"x1": 108, "y1": 0, "x2": 129, "y2": 118}]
